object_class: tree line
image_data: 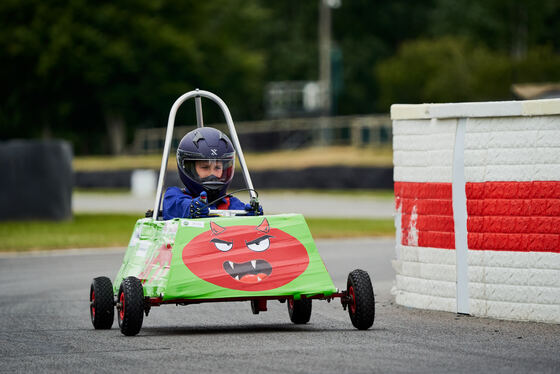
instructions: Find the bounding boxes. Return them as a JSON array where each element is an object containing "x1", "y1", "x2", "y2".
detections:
[{"x1": 1, "y1": 0, "x2": 558, "y2": 154}]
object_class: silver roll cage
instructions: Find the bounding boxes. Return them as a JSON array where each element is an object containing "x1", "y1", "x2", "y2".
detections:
[{"x1": 152, "y1": 89, "x2": 258, "y2": 220}]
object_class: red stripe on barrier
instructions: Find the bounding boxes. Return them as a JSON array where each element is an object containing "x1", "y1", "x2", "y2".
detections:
[
  {"x1": 418, "y1": 231, "x2": 455, "y2": 249},
  {"x1": 400, "y1": 198, "x2": 454, "y2": 215},
  {"x1": 402, "y1": 214, "x2": 455, "y2": 232},
  {"x1": 468, "y1": 233, "x2": 560, "y2": 252},
  {"x1": 395, "y1": 182, "x2": 455, "y2": 249},
  {"x1": 396, "y1": 181, "x2": 560, "y2": 253},
  {"x1": 467, "y1": 216, "x2": 560, "y2": 234},
  {"x1": 467, "y1": 198, "x2": 560, "y2": 216},
  {"x1": 467, "y1": 181, "x2": 560, "y2": 253},
  {"x1": 395, "y1": 182, "x2": 452, "y2": 199},
  {"x1": 466, "y1": 181, "x2": 560, "y2": 199}
]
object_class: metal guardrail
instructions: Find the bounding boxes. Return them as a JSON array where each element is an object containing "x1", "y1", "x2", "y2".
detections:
[{"x1": 132, "y1": 114, "x2": 391, "y2": 154}]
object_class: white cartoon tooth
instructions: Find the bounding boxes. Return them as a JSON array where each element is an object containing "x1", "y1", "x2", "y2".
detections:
[
  {"x1": 235, "y1": 275, "x2": 239, "y2": 280},
  {"x1": 251, "y1": 260, "x2": 257, "y2": 269},
  {"x1": 228, "y1": 261, "x2": 234, "y2": 268}
]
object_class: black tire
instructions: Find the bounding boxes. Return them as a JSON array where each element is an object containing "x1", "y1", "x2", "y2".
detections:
[
  {"x1": 117, "y1": 276, "x2": 144, "y2": 336},
  {"x1": 287, "y1": 297, "x2": 312, "y2": 324},
  {"x1": 90, "y1": 276, "x2": 114, "y2": 329},
  {"x1": 347, "y1": 269, "x2": 375, "y2": 330}
]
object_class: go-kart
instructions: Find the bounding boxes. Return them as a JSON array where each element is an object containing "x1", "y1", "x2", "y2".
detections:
[{"x1": 89, "y1": 90, "x2": 375, "y2": 336}]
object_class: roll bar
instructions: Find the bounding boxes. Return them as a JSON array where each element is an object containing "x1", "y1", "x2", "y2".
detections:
[{"x1": 152, "y1": 89, "x2": 258, "y2": 220}]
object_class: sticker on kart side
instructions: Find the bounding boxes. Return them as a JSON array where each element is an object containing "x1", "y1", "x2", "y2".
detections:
[
  {"x1": 181, "y1": 220, "x2": 205, "y2": 228},
  {"x1": 114, "y1": 214, "x2": 337, "y2": 300},
  {"x1": 182, "y1": 218, "x2": 309, "y2": 291}
]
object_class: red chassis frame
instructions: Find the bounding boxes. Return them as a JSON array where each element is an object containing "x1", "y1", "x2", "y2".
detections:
[{"x1": 141, "y1": 291, "x2": 352, "y2": 316}]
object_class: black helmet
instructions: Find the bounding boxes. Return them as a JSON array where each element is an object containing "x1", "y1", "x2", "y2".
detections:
[{"x1": 176, "y1": 127, "x2": 235, "y2": 201}]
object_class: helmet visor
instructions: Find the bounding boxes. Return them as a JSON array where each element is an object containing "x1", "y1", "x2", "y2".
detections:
[{"x1": 180, "y1": 158, "x2": 235, "y2": 185}]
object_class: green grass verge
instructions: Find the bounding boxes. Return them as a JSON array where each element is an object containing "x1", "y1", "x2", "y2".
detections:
[
  {"x1": 305, "y1": 218, "x2": 395, "y2": 239},
  {"x1": 0, "y1": 214, "x2": 139, "y2": 252},
  {"x1": 73, "y1": 146, "x2": 393, "y2": 171},
  {"x1": 0, "y1": 214, "x2": 394, "y2": 252}
]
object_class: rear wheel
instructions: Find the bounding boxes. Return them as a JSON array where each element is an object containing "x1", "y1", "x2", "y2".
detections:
[
  {"x1": 347, "y1": 269, "x2": 375, "y2": 330},
  {"x1": 287, "y1": 297, "x2": 312, "y2": 324},
  {"x1": 117, "y1": 277, "x2": 144, "y2": 336},
  {"x1": 90, "y1": 276, "x2": 114, "y2": 329},
  {"x1": 250, "y1": 299, "x2": 267, "y2": 314}
]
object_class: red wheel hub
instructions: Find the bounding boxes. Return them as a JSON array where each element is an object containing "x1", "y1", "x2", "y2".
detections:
[
  {"x1": 348, "y1": 286, "x2": 356, "y2": 314},
  {"x1": 91, "y1": 291, "x2": 95, "y2": 318},
  {"x1": 119, "y1": 292, "x2": 125, "y2": 320}
]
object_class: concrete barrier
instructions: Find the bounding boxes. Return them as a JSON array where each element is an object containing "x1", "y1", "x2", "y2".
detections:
[{"x1": 391, "y1": 99, "x2": 560, "y2": 323}]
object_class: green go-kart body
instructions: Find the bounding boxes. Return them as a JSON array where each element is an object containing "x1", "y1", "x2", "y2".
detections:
[{"x1": 113, "y1": 214, "x2": 337, "y2": 302}]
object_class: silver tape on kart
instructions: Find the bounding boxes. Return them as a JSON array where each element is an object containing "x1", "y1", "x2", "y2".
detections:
[{"x1": 153, "y1": 90, "x2": 257, "y2": 220}]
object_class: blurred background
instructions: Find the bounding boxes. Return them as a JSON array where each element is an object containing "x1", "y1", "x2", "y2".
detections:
[
  {"x1": 2, "y1": 0, "x2": 559, "y2": 154},
  {"x1": 1, "y1": 0, "x2": 559, "y2": 248}
]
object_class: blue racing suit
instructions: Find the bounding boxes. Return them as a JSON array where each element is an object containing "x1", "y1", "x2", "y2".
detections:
[{"x1": 162, "y1": 186, "x2": 246, "y2": 220}]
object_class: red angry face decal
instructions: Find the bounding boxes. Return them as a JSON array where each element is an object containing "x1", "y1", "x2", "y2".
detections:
[{"x1": 182, "y1": 218, "x2": 309, "y2": 291}]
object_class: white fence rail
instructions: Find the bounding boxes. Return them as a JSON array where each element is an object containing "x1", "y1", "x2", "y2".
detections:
[{"x1": 132, "y1": 115, "x2": 391, "y2": 154}]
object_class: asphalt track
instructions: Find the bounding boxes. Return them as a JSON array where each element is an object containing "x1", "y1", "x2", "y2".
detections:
[
  {"x1": 1, "y1": 238, "x2": 559, "y2": 373},
  {"x1": 72, "y1": 191, "x2": 395, "y2": 218}
]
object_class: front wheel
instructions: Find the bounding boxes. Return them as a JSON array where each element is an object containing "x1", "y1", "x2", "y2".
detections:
[
  {"x1": 90, "y1": 276, "x2": 114, "y2": 329},
  {"x1": 117, "y1": 277, "x2": 144, "y2": 336},
  {"x1": 287, "y1": 297, "x2": 312, "y2": 324},
  {"x1": 347, "y1": 269, "x2": 375, "y2": 330}
]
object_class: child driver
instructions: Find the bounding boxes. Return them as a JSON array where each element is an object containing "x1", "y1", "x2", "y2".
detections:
[{"x1": 163, "y1": 127, "x2": 263, "y2": 219}]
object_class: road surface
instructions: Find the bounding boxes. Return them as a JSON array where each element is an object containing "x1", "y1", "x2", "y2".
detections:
[
  {"x1": 72, "y1": 191, "x2": 395, "y2": 218},
  {"x1": 1, "y1": 238, "x2": 558, "y2": 373}
]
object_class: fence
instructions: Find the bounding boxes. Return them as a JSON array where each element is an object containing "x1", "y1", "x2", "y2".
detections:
[{"x1": 131, "y1": 115, "x2": 391, "y2": 154}]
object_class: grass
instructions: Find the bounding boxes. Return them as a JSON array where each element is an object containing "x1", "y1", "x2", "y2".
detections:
[
  {"x1": 0, "y1": 214, "x2": 394, "y2": 252},
  {"x1": 305, "y1": 218, "x2": 395, "y2": 239},
  {"x1": 73, "y1": 145, "x2": 393, "y2": 171},
  {"x1": 0, "y1": 214, "x2": 139, "y2": 252}
]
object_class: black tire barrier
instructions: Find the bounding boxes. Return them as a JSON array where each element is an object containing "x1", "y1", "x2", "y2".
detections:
[
  {"x1": 74, "y1": 166, "x2": 393, "y2": 190},
  {"x1": 234, "y1": 166, "x2": 394, "y2": 190},
  {"x1": 1, "y1": 140, "x2": 72, "y2": 221},
  {"x1": 75, "y1": 170, "x2": 133, "y2": 189}
]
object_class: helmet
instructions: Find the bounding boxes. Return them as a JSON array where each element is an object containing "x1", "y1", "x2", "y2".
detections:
[{"x1": 176, "y1": 127, "x2": 235, "y2": 202}]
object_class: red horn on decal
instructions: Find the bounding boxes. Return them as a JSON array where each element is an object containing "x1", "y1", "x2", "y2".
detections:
[
  {"x1": 210, "y1": 222, "x2": 226, "y2": 235},
  {"x1": 256, "y1": 218, "x2": 270, "y2": 233}
]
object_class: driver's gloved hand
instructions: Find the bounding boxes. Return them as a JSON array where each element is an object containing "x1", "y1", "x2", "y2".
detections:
[
  {"x1": 188, "y1": 192, "x2": 209, "y2": 218},
  {"x1": 244, "y1": 203, "x2": 264, "y2": 216}
]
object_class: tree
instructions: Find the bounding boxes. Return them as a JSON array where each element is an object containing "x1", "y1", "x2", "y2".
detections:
[
  {"x1": 0, "y1": 0, "x2": 267, "y2": 154},
  {"x1": 255, "y1": 0, "x2": 436, "y2": 115},
  {"x1": 428, "y1": 0, "x2": 560, "y2": 57},
  {"x1": 375, "y1": 37, "x2": 560, "y2": 110},
  {"x1": 2, "y1": 0, "x2": 560, "y2": 154}
]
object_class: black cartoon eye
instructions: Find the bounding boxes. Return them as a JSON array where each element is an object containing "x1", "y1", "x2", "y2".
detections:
[
  {"x1": 211, "y1": 238, "x2": 233, "y2": 252},
  {"x1": 245, "y1": 235, "x2": 272, "y2": 252}
]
